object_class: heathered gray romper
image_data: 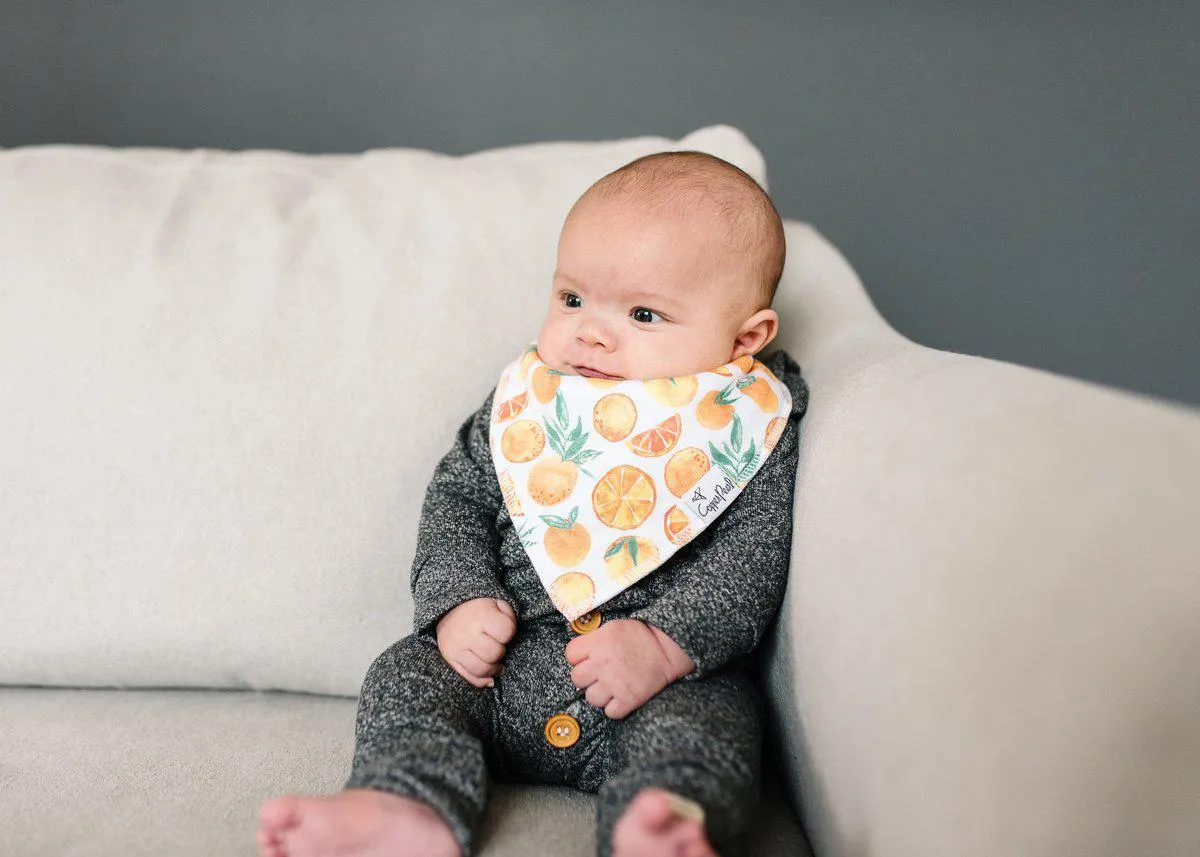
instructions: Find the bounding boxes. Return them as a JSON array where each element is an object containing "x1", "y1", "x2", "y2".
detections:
[{"x1": 346, "y1": 351, "x2": 808, "y2": 857}]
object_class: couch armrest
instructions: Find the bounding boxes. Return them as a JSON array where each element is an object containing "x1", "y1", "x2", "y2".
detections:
[{"x1": 763, "y1": 221, "x2": 1200, "y2": 856}]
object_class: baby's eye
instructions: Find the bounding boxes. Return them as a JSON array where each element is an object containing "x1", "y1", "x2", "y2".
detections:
[
  {"x1": 631, "y1": 307, "x2": 664, "y2": 324},
  {"x1": 561, "y1": 292, "x2": 583, "y2": 309}
]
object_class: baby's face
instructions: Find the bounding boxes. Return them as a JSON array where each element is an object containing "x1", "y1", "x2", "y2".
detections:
[{"x1": 536, "y1": 195, "x2": 758, "y2": 381}]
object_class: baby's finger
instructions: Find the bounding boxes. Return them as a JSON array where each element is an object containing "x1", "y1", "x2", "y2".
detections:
[
  {"x1": 448, "y1": 659, "x2": 492, "y2": 689},
  {"x1": 469, "y1": 635, "x2": 505, "y2": 664},
  {"x1": 564, "y1": 635, "x2": 590, "y2": 666},
  {"x1": 481, "y1": 603, "x2": 517, "y2": 644},
  {"x1": 570, "y1": 658, "x2": 599, "y2": 690},
  {"x1": 493, "y1": 599, "x2": 517, "y2": 622},
  {"x1": 604, "y1": 698, "x2": 631, "y2": 720},
  {"x1": 455, "y1": 649, "x2": 495, "y2": 680},
  {"x1": 585, "y1": 682, "x2": 613, "y2": 711}
]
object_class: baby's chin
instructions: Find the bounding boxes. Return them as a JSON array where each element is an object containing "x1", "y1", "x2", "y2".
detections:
[
  {"x1": 537, "y1": 350, "x2": 734, "y2": 381},
  {"x1": 559, "y1": 364, "x2": 724, "y2": 382}
]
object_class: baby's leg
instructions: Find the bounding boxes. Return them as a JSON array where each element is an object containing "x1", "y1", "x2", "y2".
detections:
[
  {"x1": 597, "y1": 670, "x2": 762, "y2": 857},
  {"x1": 257, "y1": 634, "x2": 494, "y2": 857}
]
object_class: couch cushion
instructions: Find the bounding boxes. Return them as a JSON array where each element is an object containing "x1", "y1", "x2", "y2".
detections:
[
  {"x1": 0, "y1": 687, "x2": 811, "y2": 856},
  {"x1": 763, "y1": 221, "x2": 1200, "y2": 857},
  {"x1": 0, "y1": 126, "x2": 766, "y2": 696}
]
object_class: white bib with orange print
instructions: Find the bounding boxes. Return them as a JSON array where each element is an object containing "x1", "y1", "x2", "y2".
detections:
[{"x1": 488, "y1": 345, "x2": 792, "y2": 622}]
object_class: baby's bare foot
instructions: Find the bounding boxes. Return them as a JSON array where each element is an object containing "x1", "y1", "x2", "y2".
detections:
[
  {"x1": 255, "y1": 788, "x2": 460, "y2": 857},
  {"x1": 612, "y1": 788, "x2": 717, "y2": 857}
]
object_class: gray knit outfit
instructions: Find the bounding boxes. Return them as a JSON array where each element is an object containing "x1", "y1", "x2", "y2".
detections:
[{"x1": 346, "y1": 351, "x2": 808, "y2": 857}]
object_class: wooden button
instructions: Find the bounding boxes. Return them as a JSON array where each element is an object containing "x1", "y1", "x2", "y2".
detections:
[
  {"x1": 569, "y1": 611, "x2": 602, "y2": 634},
  {"x1": 544, "y1": 713, "x2": 580, "y2": 748}
]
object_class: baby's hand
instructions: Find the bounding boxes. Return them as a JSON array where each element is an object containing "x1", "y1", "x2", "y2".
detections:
[
  {"x1": 436, "y1": 597, "x2": 517, "y2": 688},
  {"x1": 565, "y1": 619, "x2": 695, "y2": 719}
]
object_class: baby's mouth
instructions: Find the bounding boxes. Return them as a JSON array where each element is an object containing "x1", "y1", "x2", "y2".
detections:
[{"x1": 573, "y1": 365, "x2": 623, "y2": 380}]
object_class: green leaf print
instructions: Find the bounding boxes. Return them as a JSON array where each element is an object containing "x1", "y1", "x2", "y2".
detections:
[
  {"x1": 539, "y1": 506, "x2": 580, "y2": 530},
  {"x1": 604, "y1": 536, "x2": 638, "y2": 566},
  {"x1": 542, "y1": 389, "x2": 602, "y2": 480},
  {"x1": 555, "y1": 389, "x2": 569, "y2": 428}
]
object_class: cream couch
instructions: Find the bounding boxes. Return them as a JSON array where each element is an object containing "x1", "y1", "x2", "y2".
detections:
[{"x1": 2, "y1": 126, "x2": 1197, "y2": 857}]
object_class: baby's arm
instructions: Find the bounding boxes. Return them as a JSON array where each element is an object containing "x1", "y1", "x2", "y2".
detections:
[
  {"x1": 437, "y1": 597, "x2": 516, "y2": 687},
  {"x1": 409, "y1": 391, "x2": 517, "y2": 660},
  {"x1": 565, "y1": 618, "x2": 693, "y2": 719},
  {"x1": 630, "y1": 363, "x2": 805, "y2": 679},
  {"x1": 565, "y1": 422, "x2": 796, "y2": 717},
  {"x1": 569, "y1": 356, "x2": 806, "y2": 715}
]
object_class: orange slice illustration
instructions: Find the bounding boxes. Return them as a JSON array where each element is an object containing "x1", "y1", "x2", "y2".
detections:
[
  {"x1": 627, "y1": 414, "x2": 681, "y2": 458},
  {"x1": 764, "y1": 416, "x2": 787, "y2": 452},
  {"x1": 498, "y1": 471, "x2": 524, "y2": 518},
  {"x1": 664, "y1": 447, "x2": 711, "y2": 497},
  {"x1": 663, "y1": 505, "x2": 695, "y2": 547},
  {"x1": 592, "y1": 464, "x2": 657, "y2": 530},
  {"x1": 495, "y1": 391, "x2": 529, "y2": 422}
]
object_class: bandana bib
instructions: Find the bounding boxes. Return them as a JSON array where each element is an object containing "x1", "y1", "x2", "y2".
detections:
[{"x1": 489, "y1": 345, "x2": 792, "y2": 621}]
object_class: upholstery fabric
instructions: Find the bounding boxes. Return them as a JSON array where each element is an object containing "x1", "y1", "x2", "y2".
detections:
[
  {"x1": 0, "y1": 687, "x2": 810, "y2": 857},
  {"x1": 3, "y1": 129, "x2": 1199, "y2": 856},
  {"x1": 763, "y1": 222, "x2": 1200, "y2": 856},
  {"x1": 0, "y1": 126, "x2": 764, "y2": 697}
]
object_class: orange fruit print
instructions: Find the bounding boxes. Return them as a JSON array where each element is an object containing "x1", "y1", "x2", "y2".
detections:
[
  {"x1": 663, "y1": 447, "x2": 711, "y2": 497},
  {"x1": 626, "y1": 414, "x2": 681, "y2": 457},
  {"x1": 501, "y1": 420, "x2": 545, "y2": 463},
  {"x1": 542, "y1": 506, "x2": 591, "y2": 567},
  {"x1": 663, "y1": 505, "x2": 694, "y2": 547},
  {"x1": 531, "y1": 366, "x2": 562, "y2": 403},
  {"x1": 764, "y1": 416, "x2": 787, "y2": 452},
  {"x1": 644, "y1": 375, "x2": 698, "y2": 407},
  {"x1": 495, "y1": 391, "x2": 528, "y2": 422},
  {"x1": 549, "y1": 571, "x2": 596, "y2": 613},
  {"x1": 592, "y1": 464, "x2": 657, "y2": 530},
  {"x1": 695, "y1": 387, "x2": 736, "y2": 429},
  {"x1": 593, "y1": 393, "x2": 637, "y2": 442},
  {"x1": 603, "y1": 536, "x2": 661, "y2": 584}
]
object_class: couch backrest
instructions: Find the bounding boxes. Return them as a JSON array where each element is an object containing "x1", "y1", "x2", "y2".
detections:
[{"x1": 0, "y1": 126, "x2": 780, "y2": 696}]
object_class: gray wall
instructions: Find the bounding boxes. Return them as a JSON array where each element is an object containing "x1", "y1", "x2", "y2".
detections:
[{"x1": 3, "y1": 2, "x2": 1197, "y2": 405}]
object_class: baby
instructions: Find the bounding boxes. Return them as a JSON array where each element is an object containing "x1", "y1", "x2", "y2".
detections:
[{"x1": 257, "y1": 150, "x2": 808, "y2": 857}]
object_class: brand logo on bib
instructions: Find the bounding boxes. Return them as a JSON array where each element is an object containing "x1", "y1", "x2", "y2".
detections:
[{"x1": 683, "y1": 470, "x2": 738, "y2": 520}]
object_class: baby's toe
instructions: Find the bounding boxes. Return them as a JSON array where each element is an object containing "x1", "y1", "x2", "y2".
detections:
[
  {"x1": 254, "y1": 826, "x2": 285, "y2": 857},
  {"x1": 259, "y1": 795, "x2": 303, "y2": 834},
  {"x1": 679, "y1": 822, "x2": 718, "y2": 857},
  {"x1": 626, "y1": 787, "x2": 678, "y2": 832}
]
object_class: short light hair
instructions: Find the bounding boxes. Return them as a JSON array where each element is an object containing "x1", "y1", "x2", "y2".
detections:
[{"x1": 576, "y1": 150, "x2": 785, "y2": 310}]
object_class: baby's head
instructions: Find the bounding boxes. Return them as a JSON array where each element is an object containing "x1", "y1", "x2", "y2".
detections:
[{"x1": 536, "y1": 150, "x2": 785, "y2": 381}]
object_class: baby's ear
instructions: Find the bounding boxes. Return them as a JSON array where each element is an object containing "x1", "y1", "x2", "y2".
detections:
[{"x1": 732, "y1": 309, "x2": 779, "y2": 358}]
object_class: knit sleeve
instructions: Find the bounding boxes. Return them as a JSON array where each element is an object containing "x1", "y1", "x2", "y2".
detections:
[
  {"x1": 410, "y1": 390, "x2": 513, "y2": 635},
  {"x1": 629, "y1": 351, "x2": 808, "y2": 678}
]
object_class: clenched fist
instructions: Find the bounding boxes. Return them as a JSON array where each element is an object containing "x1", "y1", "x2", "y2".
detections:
[
  {"x1": 436, "y1": 597, "x2": 517, "y2": 688},
  {"x1": 565, "y1": 619, "x2": 695, "y2": 719}
]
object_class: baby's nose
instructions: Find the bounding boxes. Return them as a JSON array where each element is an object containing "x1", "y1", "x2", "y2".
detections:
[{"x1": 576, "y1": 318, "x2": 615, "y2": 349}]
